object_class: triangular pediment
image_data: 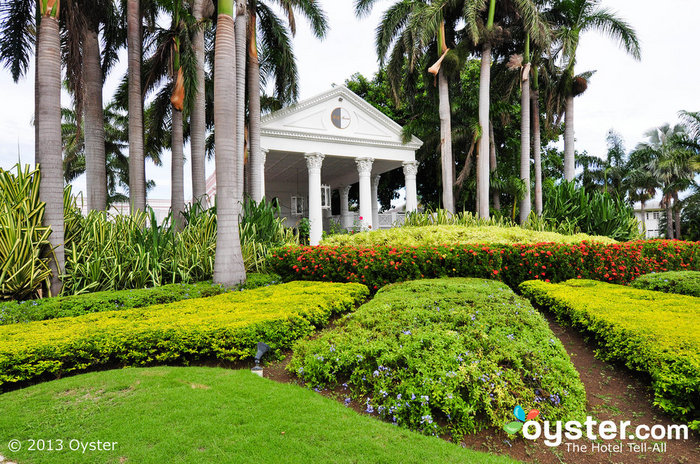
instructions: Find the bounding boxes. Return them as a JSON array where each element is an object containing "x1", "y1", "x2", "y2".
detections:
[{"x1": 261, "y1": 86, "x2": 422, "y2": 149}]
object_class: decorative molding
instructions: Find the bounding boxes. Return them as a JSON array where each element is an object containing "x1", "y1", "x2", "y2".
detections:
[
  {"x1": 261, "y1": 127, "x2": 422, "y2": 151},
  {"x1": 260, "y1": 86, "x2": 423, "y2": 148},
  {"x1": 371, "y1": 175, "x2": 381, "y2": 189},
  {"x1": 402, "y1": 161, "x2": 419, "y2": 177},
  {"x1": 304, "y1": 152, "x2": 325, "y2": 170},
  {"x1": 355, "y1": 158, "x2": 374, "y2": 176},
  {"x1": 340, "y1": 185, "x2": 351, "y2": 198}
]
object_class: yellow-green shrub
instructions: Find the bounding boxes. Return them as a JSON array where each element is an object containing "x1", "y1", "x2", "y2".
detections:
[
  {"x1": 321, "y1": 225, "x2": 616, "y2": 248},
  {"x1": 519, "y1": 279, "x2": 700, "y2": 429},
  {"x1": 0, "y1": 281, "x2": 368, "y2": 390}
]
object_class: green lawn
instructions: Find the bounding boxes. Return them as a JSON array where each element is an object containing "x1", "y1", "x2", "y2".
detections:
[{"x1": 0, "y1": 367, "x2": 518, "y2": 464}]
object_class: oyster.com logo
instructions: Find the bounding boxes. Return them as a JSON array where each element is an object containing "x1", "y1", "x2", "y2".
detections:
[{"x1": 504, "y1": 405, "x2": 540, "y2": 434}]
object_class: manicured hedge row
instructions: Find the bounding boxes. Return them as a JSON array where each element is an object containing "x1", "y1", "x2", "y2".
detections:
[
  {"x1": 0, "y1": 281, "x2": 368, "y2": 390},
  {"x1": 289, "y1": 278, "x2": 586, "y2": 438},
  {"x1": 520, "y1": 279, "x2": 700, "y2": 430},
  {"x1": 631, "y1": 271, "x2": 700, "y2": 297},
  {"x1": 270, "y1": 240, "x2": 700, "y2": 290},
  {"x1": 0, "y1": 273, "x2": 280, "y2": 325}
]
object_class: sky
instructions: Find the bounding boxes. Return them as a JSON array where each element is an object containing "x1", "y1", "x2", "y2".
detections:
[{"x1": 1, "y1": 0, "x2": 698, "y2": 201}]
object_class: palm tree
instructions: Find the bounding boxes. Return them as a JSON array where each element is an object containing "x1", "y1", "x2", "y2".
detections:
[
  {"x1": 355, "y1": 0, "x2": 463, "y2": 213},
  {"x1": 36, "y1": 0, "x2": 64, "y2": 295},
  {"x1": 551, "y1": 0, "x2": 640, "y2": 181},
  {"x1": 634, "y1": 124, "x2": 696, "y2": 239},
  {"x1": 213, "y1": 0, "x2": 246, "y2": 286},
  {"x1": 247, "y1": 0, "x2": 328, "y2": 202},
  {"x1": 235, "y1": 0, "x2": 246, "y2": 200},
  {"x1": 127, "y1": 0, "x2": 147, "y2": 213},
  {"x1": 462, "y1": 0, "x2": 547, "y2": 218},
  {"x1": 190, "y1": 0, "x2": 210, "y2": 203}
]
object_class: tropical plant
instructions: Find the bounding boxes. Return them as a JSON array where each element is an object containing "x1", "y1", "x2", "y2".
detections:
[
  {"x1": 213, "y1": 0, "x2": 246, "y2": 286},
  {"x1": 0, "y1": 165, "x2": 54, "y2": 300},
  {"x1": 542, "y1": 180, "x2": 641, "y2": 241},
  {"x1": 550, "y1": 0, "x2": 640, "y2": 180}
]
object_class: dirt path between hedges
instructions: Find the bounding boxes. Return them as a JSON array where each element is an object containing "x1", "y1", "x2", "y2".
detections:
[{"x1": 263, "y1": 314, "x2": 700, "y2": 464}]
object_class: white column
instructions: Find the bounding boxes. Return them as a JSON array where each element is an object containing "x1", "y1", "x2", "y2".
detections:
[
  {"x1": 355, "y1": 158, "x2": 374, "y2": 230},
  {"x1": 257, "y1": 149, "x2": 268, "y2": 201},
  {"x1": 305, "y1": 152, "x2": 325, "y2": 246},
  {"x1": 371, "y1": 174, "x2": 381, "y2": 229},
  {"x1": 403, "y1": 161, "x2": 419, "y2": 212},
  {"x1": 340, "y1": 185, "x2": 351, "y2": 229}
]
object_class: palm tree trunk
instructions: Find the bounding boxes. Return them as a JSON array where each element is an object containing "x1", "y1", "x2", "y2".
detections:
[
  {"x1": 665, "y1": 197, "x2": 673, "y2": 239},
  {"x1": 531, "y1": 88, "x2": 542, "y2": 216},
  {"x1": 190, "y1": 0, "x2": 207, "y2": 204},
  {"x1": 519, "y1": 71, "x2": 531, "y2": 223},
  {"x1": 477, "y1": 42, "x2": 491, "y2": 218},
  {"x1": 489, "y1": 121, "x2": 499, "y2": 211},
  {"x1": 171, "y1": 108, "x2": 185, "y2": 231},
  {"x1": 83, "y1": 28, "x2": 107, "y2": 211},
  {"x1": 37, "y1": 10, "x2": 64, "y2": 295},
  {"x1": 673, "y1": 192, "x2": 681, "y2": 238},
  {"x1": 640, "y1": 200, "x2": 646, "y2": 237},
  {"x1": 437, "y1": 69, "x2": 454, "y2": 213},
  {"x1": 235, "y1": 0, "x2": 247, "y2": 202},
  {"x1": 127, "y1": 0, "x2": 146, "y2": 213},
  {"x1": 213, "y1": 3, "x2": 246, "y2": 286},
  {"x1": 248, "y1": 3, "x2": 263, "y2": 203},
  {"x1": 564, "y1": 94, "x2": 575, "y2": 181}
]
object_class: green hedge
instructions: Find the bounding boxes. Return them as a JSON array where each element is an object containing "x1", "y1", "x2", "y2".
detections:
[
  {"x1": 0, "y1": 273, "x2": 281, "y2": 325},
  {"x1": 271, "y1": 240, "x2": 700, "y2": 291},
  {"x1": 519, "y1": 279, "x2": 700, "y2": 430},
  {"x1": 631, "y1": 271, "x2": 700, "y2": 297},
  {"x1": 322, "y1": 225, "x2": 616, "y2": 247},
  {"x1": 289, "y1": 278, "x2": 586, "y2": 438},
  {"x1": 0, "y1": 281, "x2": 368, "y2": 390}
]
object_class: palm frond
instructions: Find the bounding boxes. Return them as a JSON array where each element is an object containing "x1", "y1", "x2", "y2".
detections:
[{"x1": 0, "y1": 0, "x2": 35, "y2": 81}]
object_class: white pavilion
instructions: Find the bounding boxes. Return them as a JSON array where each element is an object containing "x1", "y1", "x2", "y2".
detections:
[{"x1": 206, "y1": 85, "x2": 423, "y2": 245}]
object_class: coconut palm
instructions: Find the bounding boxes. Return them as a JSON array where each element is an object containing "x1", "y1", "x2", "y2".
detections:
[
  {"x1": 634, "y1": 124, "x2": 696, "y2": 239},
  {"x1": 213, "y1": 0, "x2": 246, "y2": 286},
  {"x1": 190, "y1": 0, "x2": 211, "y2": 203},
  {"x1": 355, "y1": 0, "x2": 466, "y2": 214},
  {"x1": 551, "y1": 0, "x2": 640, "y2": 181},
  {"x1": 36, "y1": 0, "x2": 64, "y2": 295},
  {"x1": 247, "y1": 0, "x2": 328, "y2": 201},
  {"x1": 461, "y1": 0, "x2": 547, "y2": 218}
]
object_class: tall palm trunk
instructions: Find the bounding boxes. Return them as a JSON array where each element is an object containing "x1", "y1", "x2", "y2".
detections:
[
  {"x1": 437, "y1": 69, "x2": 454, "y2": 213},
  {"x1": 531, "y1": 87, "x2": 542, "y2": 215},
  {"x1": 673, "y1": 192, "x2": 681, "y2": 238},
  {"x1": 489, "y1": 121, "x2": 499, "y2": 211},
  {"x1": 83, "y1": 28, "x2": 107, "y2": 211},
  {"x1": 235, "y1": 0, "x2": 246, "y2": 201},
  {"x1": 213, "y1": 1, "x2": 246, "y2": 286},
  {"x1": 564, "y1": 94, "x2": 575, "y2": 180},
  {"x1": 248, "y1": 3, "x2": 263, "y2": 202},
  {"x1": 190, "y1": 0, "x2": 207, "y2": 203},
  {"x1": 640, "y1": 200, "x2": 646, "y2": 236},
  {"x1": 664, "y1": 196, "x2": 673, "y2": 239},
  {"x1": 477, "y1": 41, "x2": 491, "y2": 218},
  {"x1": 37, "y1": 6, "x2": 64, "y2": 295},
  {"x1": 127, "y1": 0, "x2": 146, "y2": 213},
  {"x1": 519, "y1": 67, "x2": 531, "y2": 223},
  {"x1": 171, "y1": 108, "x2": 185, "y2": 231}
]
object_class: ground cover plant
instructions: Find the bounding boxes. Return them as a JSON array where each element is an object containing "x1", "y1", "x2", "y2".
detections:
[
  {"x1": 288, "y1": 278, "x2": 586, "y2": 438},
  {"x1": 322, "y1": 224, "x2": 615, "y2": 248},
  {"x1": 0, "y1": 281, "x2": 368, "y2": 390},
  {"x1": 0, "y1": 273, "x2": 280, "y2": 325},
  {"x1": 519, "y1": 279, "x2": 700, "y2": 429},
  {"x1": 631, "y1": 270, "x2": 700, "y2": 297},
  {"x1": 0, "y1": 367, "x2": 516, "y2": 464},
  {"x1": 271, "y1": 240, "x2": 700, "y2": 291}
]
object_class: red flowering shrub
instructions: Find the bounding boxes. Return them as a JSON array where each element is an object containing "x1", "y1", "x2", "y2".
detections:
[{"x1": 270, "y1": 240, "x2": 700, "y2": 290}]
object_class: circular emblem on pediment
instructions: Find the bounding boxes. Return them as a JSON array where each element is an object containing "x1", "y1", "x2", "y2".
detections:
[{"x1": 331, "y1": 107, "x2": 351, "y2": 129}]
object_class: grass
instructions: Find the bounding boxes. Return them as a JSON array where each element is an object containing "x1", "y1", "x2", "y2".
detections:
[
  {"x1": 0, "y1": 367, "x2": 518, "y2": 464},
  {"x1": 321, "y1": 225, "x2": 616, "y2": 247}
]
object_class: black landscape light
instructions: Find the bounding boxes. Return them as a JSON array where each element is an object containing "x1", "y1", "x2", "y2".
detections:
[{"x1": 251, "y1": 342, "x2": 270, "y2": 377}]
